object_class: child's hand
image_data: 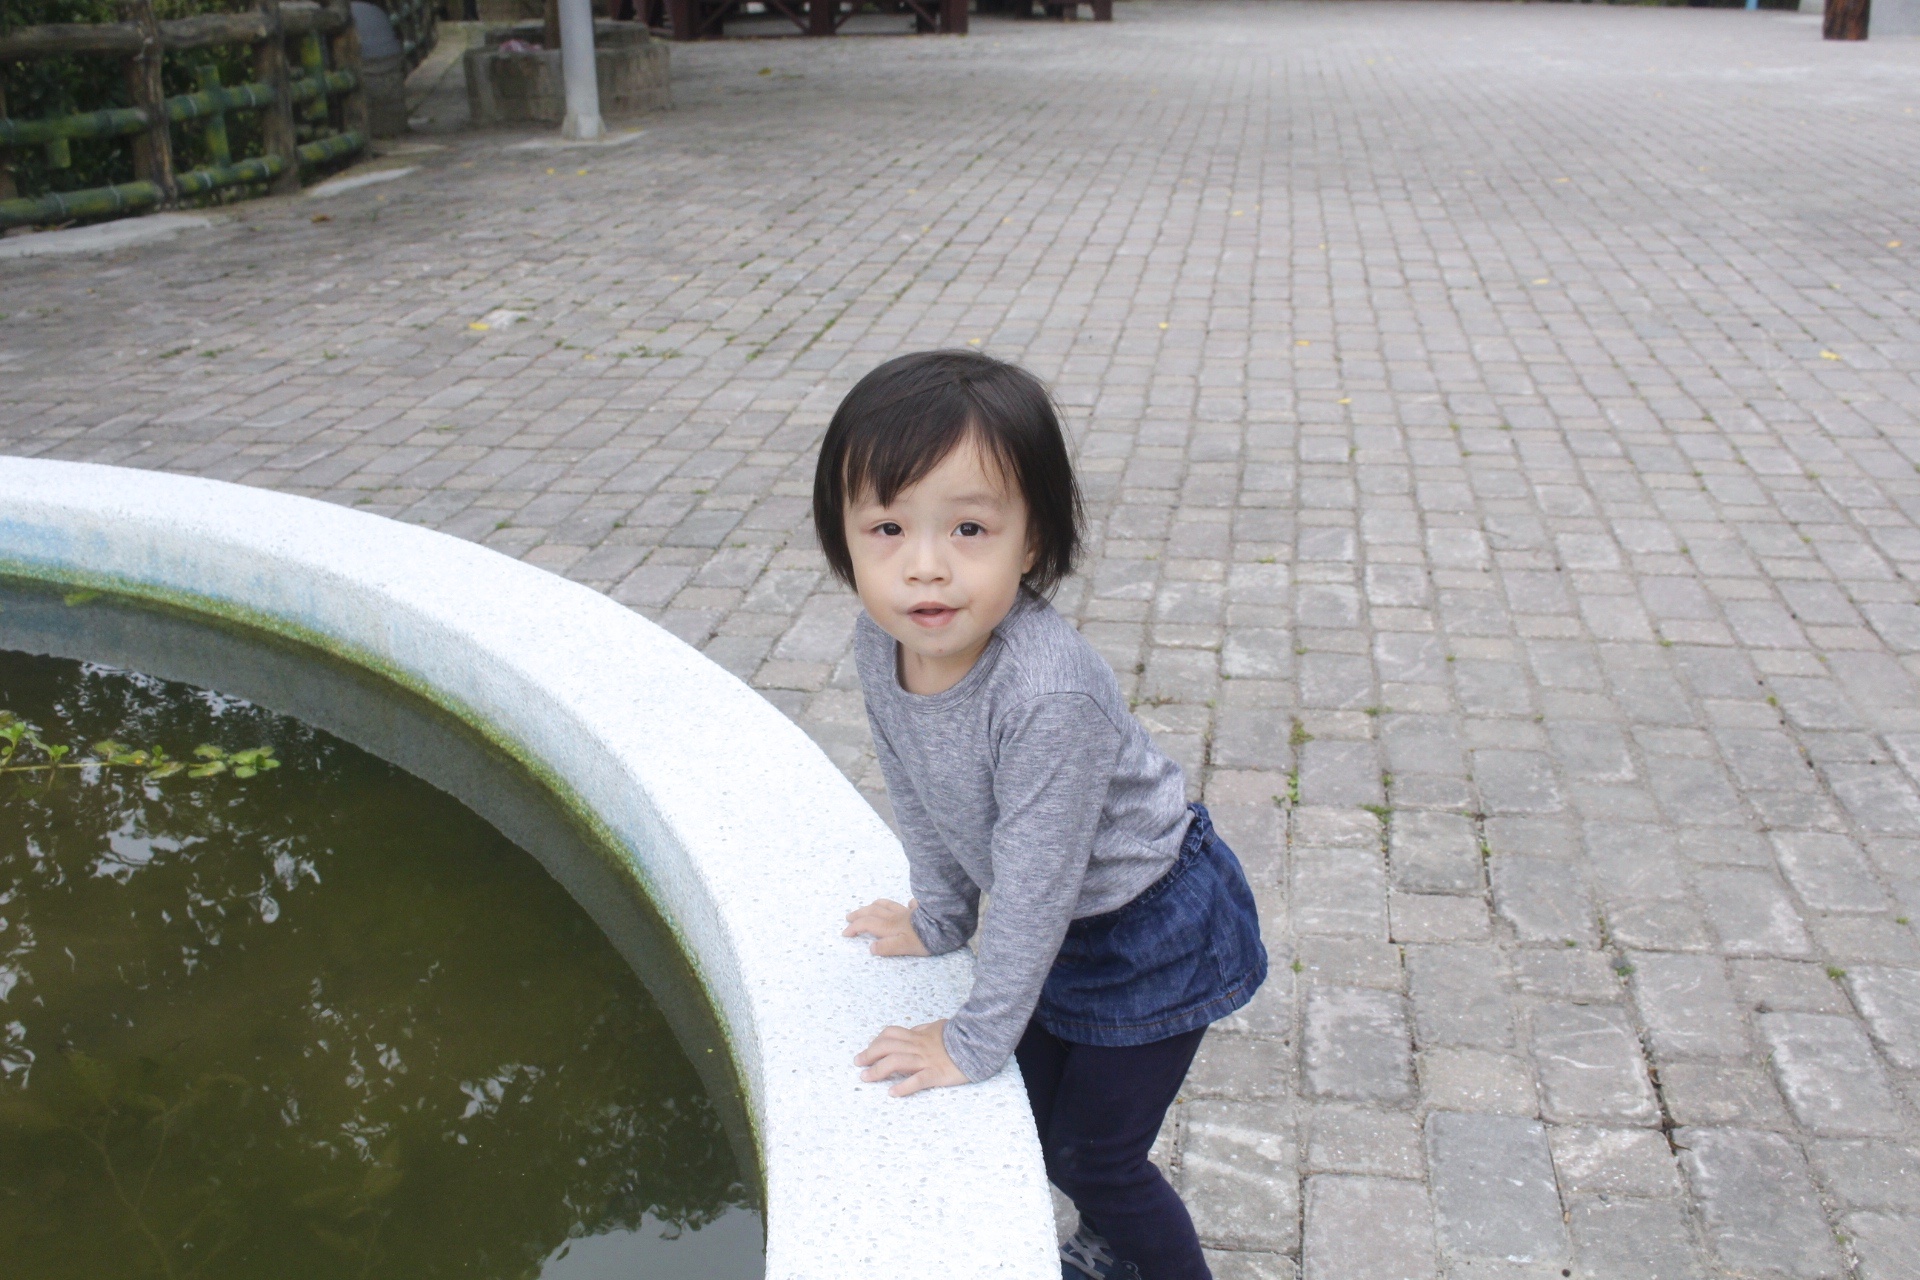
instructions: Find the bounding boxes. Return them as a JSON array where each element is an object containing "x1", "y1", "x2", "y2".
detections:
[
  {"x1": 855, "y1": 1019, "x2": 969, "y2": 1096},
  {"x1": 842, "y1": 898, "x2": 932, "y2": 957}
]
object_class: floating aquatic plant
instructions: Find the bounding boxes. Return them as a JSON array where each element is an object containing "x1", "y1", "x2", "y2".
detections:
[{"x1": 0, "y1": 710, "x2": 277, "y2": 781}]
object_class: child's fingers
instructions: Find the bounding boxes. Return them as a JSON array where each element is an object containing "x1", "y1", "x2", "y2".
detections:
[
  {"x1": 853, "y1": 1026, "x2": 912, "y2": 1066},
  {"x1": 860, "y1": 1049, "x2": 923, "y2": 1083}
]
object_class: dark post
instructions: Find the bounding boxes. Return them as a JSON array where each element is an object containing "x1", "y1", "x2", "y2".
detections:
[
  {"x1": 0, "y1": 76, "x2": 15, "y2": 203},
  {"x1": 545, "y1": 0, "x2": 563, "y2": 50},
  {"x1": 940, "y1": 0, "x2": 967, "y2": 32},
  {"x1": 1825, "y1": 0, "x2": 1869, "y2": 38},
  {"x1": 120, "y1": 0, "x2": 175, "y2": 202},
  {"x1": 327, "y1": 0, "x2": 369, "y2": 143},
  {"x1": 809, "y1": 0, "x2": 835, "y2": 36},
  {"x1": 255, "y1": 0, "x2": 301, "y2": 193}
]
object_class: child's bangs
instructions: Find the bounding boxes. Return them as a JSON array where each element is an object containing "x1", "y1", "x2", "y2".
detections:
[{"x1": 841, "y1": 399, "x2": 1020, "y2": 509}]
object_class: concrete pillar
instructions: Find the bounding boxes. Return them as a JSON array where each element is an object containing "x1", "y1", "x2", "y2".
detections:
[{"x1": 557, "y1": 0, "x2": 604, "y2": 140}]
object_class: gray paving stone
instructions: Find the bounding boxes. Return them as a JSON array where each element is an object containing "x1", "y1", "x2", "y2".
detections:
[
  {"x1": 1843, "y1": 966, "x2": 1920, "y2": 1069},
  {"x1": 1490, "y1": 856, "x2": 1600, "y2": 947},
  {"x1": 1842, "y1": 1212, "x2": 1920, "y2": 1280},
  {"x1": 1658, "y1": 1062, "x2": 1794, "y2": 1130},
  {"x1": 1733, "y1": 960, "x2": 1855, "y2": 1016},
  {"x1": 1181, "y1": 1101, "x2": 1299, "y2": 1254},
  {"x1": 1548, "y1": 1125, "x2": 1683, "y2": 1198},
  {"x1": 1810, "y1": 1141, "x2": 1920, "y2": 1213},
  {"x1": 1628, "y1": 951, "x2": 1751, "y2": 1060},
  {"x1": 1696, "y1": 870, "x2": 1816, "y2": 958},
  {"x1": 1427, "y1": 1113, "x2": 1569, "y2": 1267},
  {"x1": 1188, "y1": 1032, "x2": 1289, "y2": 1102},
  {"x1": 1677, "y1": 1128, "x2": 1844, "y2": 1280},
  {"x1": 1204, "y1": 1251, "x2": 1298, "y2": 1280},
  {"x1": 1758, "y1": 1012, "x2": 1907, "y2": 1139},
  {"x1": 1512, "y1": 950, "x2": 1622, "y2": 1004},
  {"x1": 1389, "y1": 810, "x2": 1482, "y2": 896},
  {"x1": 1306, "y1": 1105, "x2": 1425, "y2": 1180},
  {"x1": 1530, "y1": 1003, "x2": 1661, "y2": 1127},
  {"x1": 1566, "y1": 1197, "x2": 1705, "y2": 1280},
  {"x1": 1388, "y1": 892, "x2": 1490, "y2": 944},
  {"x1": 1304, "y1": 987, "x2": 1413, "y2": 1104},
  {"x1": 1419, "y1": 1049, "x2": 1538, "y2": 1117},
  {"x1": 1293, "y1": 847, "x2": 1389, "y2": 939},
  {"x1": 1771, "y1": 832, "x2": 1890, "y2": 915},
  {"x1": 1303, "y1": 1175, "x2": 1437, "y2": 1280},
  {"x1": 1407, "y1": 945, "x2": 1514, "y2": 1049}
]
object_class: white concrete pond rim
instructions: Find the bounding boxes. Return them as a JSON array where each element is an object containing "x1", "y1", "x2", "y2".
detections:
[{"x1": 0, "y1": 456, "x2": 1056, "y2": 1278}]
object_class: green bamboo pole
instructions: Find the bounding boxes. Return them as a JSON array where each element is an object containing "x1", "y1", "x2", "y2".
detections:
[
  {"x1": 0, "y1": 179, "x2": 162, "y2": 229},
  {"x1": 295, "y1": 129, "x2": 362, "y2": 168}
]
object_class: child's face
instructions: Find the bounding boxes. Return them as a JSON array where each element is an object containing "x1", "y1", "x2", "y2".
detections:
[{"x1": 844, "y1": 436, "x2": 1037, "y2": 694}]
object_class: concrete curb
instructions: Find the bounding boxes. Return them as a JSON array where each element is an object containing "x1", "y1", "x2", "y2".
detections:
[{"x1": 0, "y1": 456, "x2": 1056, "y2": 1279}]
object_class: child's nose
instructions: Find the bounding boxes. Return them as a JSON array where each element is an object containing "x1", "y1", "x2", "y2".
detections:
[{"x1": 905, "y1": 534, "x2": 948, "y2": 582}]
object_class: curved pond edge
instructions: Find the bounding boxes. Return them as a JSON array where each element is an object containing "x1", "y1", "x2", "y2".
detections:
[{"x1": 0, "y1": 456, "x2": 1057, "y2": 1278}]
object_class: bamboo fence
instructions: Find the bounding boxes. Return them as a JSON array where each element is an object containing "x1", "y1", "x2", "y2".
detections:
[{"x1": 0, "y1": 0, "x2": 376, "y2": 230}]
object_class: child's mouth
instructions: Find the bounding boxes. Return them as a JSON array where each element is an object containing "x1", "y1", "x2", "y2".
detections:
[{"x1": 908, "y1": 605, "x2": 957, "y2": 627}]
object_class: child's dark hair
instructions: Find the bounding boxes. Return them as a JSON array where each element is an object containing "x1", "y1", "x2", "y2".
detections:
[{"x1": 812, "y1": 349, "x2": 1084, "y2": 594}]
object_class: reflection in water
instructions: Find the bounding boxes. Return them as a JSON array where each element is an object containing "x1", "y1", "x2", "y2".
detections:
[{"x1": 0, "y1": 646, "x2": 760, "y2": 1279}]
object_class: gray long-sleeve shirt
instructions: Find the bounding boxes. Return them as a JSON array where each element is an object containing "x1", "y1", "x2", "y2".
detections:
[{"x1": 856, "y1": 589, "x2": 1191, "y2": 1082}]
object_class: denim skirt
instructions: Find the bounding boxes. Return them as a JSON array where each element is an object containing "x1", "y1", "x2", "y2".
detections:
[{"x1": 1036, "y1": 803, "x2": 1267, "y2": 1047}]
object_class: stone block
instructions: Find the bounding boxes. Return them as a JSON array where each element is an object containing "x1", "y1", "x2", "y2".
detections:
[
  {"x1": 1844, "y1": 1212, "x2": 1920, "y2": 1280},
  {"x1": 464, "y1": 23, "x2": 671, "y2": 127},
  {"x1": 1472, "y1": 750, "x2": 1564, "y2": 814},
  {"x1": 1388, "y1": 891, "x2": 1490, "y2": 942},
  {"x1": 1677, "y1": 1127, "x2": 1844, "y2": 1279},
  {"x1": 1696, "y1": 869, "x2": 1815, "y2": 957},
  {"x1": 1529, "y1": 1003, "x2": 1659, "y2": 1126},
  {"x1": 1512, "y1": 949, "x2": 1621, "y2": 1002},
  {"x1": 1657, "y1": 1062, "x2": 1792, "y2": 1129},
  {"x1": 1810, "y1": 1141, "x2": 1920, "y2": 1212},
  {"x1": 1771, "y1": 831, "x2": 1889, "y2": 913},
  {"x1": 1490, "y1": 855, "x2": 1599, "y2": 946},
  {"x1": 1390, "y1": 809, "x2": 1482, "y2": 895},
  {"x1": 1758, "y1": 1012, "x2": 1905, "y2": 1138},
  {"x1": 1418, "y1": 1049, "x2": 1538, "y2": 1116},
  {"x1": 1732, "y1": 959, "x2": 1853, "y2": 1015},
  {"x1": 1304, "y1": 987, "x2": 1413, "y2": 1103},
  {"x1": 1303, "y1": 1175, "x2": 1437, "y2": 1280},
  {"x1": 1205, "y1": 1250, "x2": 1298, "y2": 1280},
  {"x1": 1566, "y1": 1196, "x2": 1705, "y2": 1280},
  {"x1": 1844, "y1": 965, "x2": 1920, "y2": 1068},
  {"x1": 1295, "y1": 936, "x2": 1404, "y2": 989},
  {"x1": 1181, "y1": 1101, "x2": 1299, "y2": 1253},
  {"x1": 1548, "y1": 1125, "x2": 1682, "y2": 1197},
  {"x1": 1426, "y1": 1112, "x2": 1569, "y2": 1267},
  {"x1": 1306, "y1": 1105, "x2": 1425, "y2": 1179},
  {"x1": 1407, "y1": 945, "x2": 1514, "y2": 1048},
  {"x1": 1294, "y1": 846, "x2": 1388, "y2": 938},
  {"x1": 1188, "y1": 1031, "x2": 1289, "y2": 1101},
  {"x1": 1627, "y1": 951, "x2": 1750, "y2": 1059}
]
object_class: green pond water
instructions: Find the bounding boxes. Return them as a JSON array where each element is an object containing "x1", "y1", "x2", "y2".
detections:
[{"x1": 0, "y1": 582, "x2": 761, "y2": 1279}]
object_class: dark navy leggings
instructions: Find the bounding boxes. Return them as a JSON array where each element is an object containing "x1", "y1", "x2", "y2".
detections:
[{"x1": 1015, "y1": 1019, "x2": 1211, "y2": 1280}]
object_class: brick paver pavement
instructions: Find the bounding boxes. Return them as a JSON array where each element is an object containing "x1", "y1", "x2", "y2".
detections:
[{"x1": 7, "y1": 2, "x2": 1920, "y2": 1274}]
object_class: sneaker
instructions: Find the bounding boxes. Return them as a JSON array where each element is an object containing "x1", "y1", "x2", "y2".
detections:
[{"x1": 1060, "y1": 1227, "x2": 1116, "y2": 1280}]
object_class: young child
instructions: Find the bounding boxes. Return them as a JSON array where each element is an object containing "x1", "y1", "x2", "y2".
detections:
[{"x1": 817, "y1": 350, "x2": 1267, "y2": 1280}]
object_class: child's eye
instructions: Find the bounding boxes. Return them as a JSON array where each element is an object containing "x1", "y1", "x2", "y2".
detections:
[
  {"x1": 876, "y1": 521, "x2": 903, "y2": 536},
  {"x1": 955, "y1": 522, "x2": 985, "y2": 537}
]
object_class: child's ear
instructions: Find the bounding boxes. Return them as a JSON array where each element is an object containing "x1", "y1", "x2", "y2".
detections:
[{"x1": 1023, "y1": 531, "x2": 1040, "y2": 576}]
